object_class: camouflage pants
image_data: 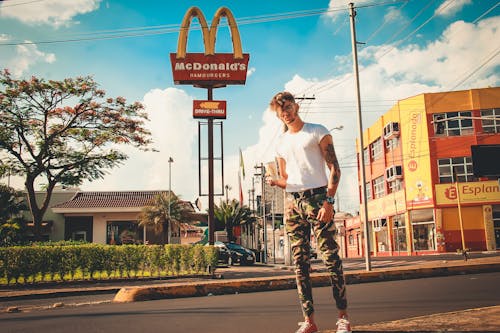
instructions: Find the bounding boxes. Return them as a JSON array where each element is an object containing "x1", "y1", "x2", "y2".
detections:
[{"x1": 285, "y1": 191, "x2": 347, "y2": 318}]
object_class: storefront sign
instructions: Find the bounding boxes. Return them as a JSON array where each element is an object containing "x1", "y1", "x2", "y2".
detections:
[
  {"x1": 170, "y1": 6, "x2": 250, "y2": 86},
  {"x1": 364, "y1": 190, "x2": 406, "y2": 220},
  {"x1": 435, "y1": 180, "x2": 500, "y2": 205},
  {"x1": 193, "y1": 100, "x2": 227, "y2": 119},
  {"x1": 400, "y1": 105, "x2": 434, "y2": 208}
]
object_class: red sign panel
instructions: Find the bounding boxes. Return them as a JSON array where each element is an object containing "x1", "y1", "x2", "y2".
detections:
[
  {"x1": 171, "y1": 53, "x2": 249, "y2": 86},
  {"x1": 193, "y1": 100, "x2": 227, "y2": 119}
]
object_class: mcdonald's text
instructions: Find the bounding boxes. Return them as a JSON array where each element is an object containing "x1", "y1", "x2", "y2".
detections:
[{"x1": 170, "y1": 53, "x2": 249, "y2": 85}]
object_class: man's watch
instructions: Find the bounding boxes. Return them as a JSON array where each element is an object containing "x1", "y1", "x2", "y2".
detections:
[{"x1": 326, "y1": 196, "x2": 336, "y2": 205}]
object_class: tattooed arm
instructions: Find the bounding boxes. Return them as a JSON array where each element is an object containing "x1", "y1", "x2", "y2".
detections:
[{"x1": 320, "y1": 134, "x2": 341, "y2": 198}]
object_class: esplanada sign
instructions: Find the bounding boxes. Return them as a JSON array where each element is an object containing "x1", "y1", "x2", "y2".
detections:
[{"x1": 170, "y1": 6, "x2": 250, "y2": 87}]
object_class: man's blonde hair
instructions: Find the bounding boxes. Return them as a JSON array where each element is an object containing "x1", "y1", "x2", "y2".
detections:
[{"x1": 269, "y1": 91, "x2": 295, "y2": 112}]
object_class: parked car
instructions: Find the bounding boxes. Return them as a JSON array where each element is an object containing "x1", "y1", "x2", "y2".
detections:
[
  {"x1": 207, "y1": 241, "x2": 232, "y2": 265},
  {"x1": 224, "y1": 242, "x2": 256, "y2": 265}
]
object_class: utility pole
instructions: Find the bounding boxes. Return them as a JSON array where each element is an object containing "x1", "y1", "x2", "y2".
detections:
[
  {"x1": 254, "y1": 164, "x2": 267, "y2": 263},
  {"x1": 349, "y1": 2, "x2": 371, "y2": 271},
  {"x1": 168, "y1": 156, "x2": 174, "y2": 244},
  {"x1": 272, "y1": 187, "x2": 276, "y2": 264}
]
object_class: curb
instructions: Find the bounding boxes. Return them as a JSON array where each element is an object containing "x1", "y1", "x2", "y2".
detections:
[{"x1": 113, "y1": 261, "x2": 500, "y2": 303}]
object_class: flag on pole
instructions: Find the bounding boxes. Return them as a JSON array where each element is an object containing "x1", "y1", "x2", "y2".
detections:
[
  {"x1": 238, "y1": 173, "x2": 243, "y2": 204},
  {"x1": 239, "y1": 148, "x2": 245, "y2": 204},
  {"x1": 239, "y1": 148, "x2": 245, "y2": 179}
]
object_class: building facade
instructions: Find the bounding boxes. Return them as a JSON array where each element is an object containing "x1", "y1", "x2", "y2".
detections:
[
  {"x1": 24, "y1": 189, "x2": 203, "y2": 245},
  {"x1": 347, "y1": 87, "x2": 500, "y2": 257}
]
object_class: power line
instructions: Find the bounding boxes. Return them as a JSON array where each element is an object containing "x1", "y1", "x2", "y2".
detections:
[
  {"x1": 0, "y1": 0, "x2": 45, "y2": 8},
  {"x1": 0, "y1": 1, "x2": 410, "y2": 47}
]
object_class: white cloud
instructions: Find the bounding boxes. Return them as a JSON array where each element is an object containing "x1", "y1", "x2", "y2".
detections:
[
  {"x1": 0, "y1": 40, "x2": 56, "y2": 77},
  {"x1": 82, "y1": 87, "x2": 200, "y2": 202},
  {"x1": 384, "y1": 6, "x2": 402, "y2": 23},
  {"x1": 435, "y1": 0, "x2": 472, "y2": 17},
  {"x1": 247, "y1": 67, "x2": 256, "y2": 77},
  {"x1": 325, "y1": 0, "x2": 373, "y2": 21},
  {"x1": 362, "y1": 16, "x2": 500, "y2": 90},
  {"x1": 0, "y1": 0, "x2": 101, "y2": 27}
]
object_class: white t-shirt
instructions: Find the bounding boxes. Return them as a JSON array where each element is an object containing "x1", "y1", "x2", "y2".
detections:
[{"x1": 276, "y1": 122, "x2": 330, "y2": 193}]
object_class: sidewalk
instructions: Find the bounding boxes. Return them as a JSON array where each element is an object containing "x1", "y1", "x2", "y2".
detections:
[
  {"x1": 344, "y1": 305, "x2": 500, "y2": 332},
  {"x1": 1, "y1": 255, "x2": 499, "y2": 332}
]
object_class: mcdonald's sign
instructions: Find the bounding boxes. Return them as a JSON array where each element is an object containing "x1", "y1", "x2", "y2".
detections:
[{"x1": 170, "y1": 6, "x2": 250, "y2": 87}]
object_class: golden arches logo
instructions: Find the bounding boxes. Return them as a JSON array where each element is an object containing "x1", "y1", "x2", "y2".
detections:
[
  {"x1": 170, "y1": 6, "x2": 249, "y2": 86},
  {"x1": 176, "y1": 6, "x2": 243, "y2": 59}
]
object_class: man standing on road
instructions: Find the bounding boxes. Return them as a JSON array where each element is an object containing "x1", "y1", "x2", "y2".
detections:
[{"x1": 267, "y1": 91, "x2": 351, "y2": 333}]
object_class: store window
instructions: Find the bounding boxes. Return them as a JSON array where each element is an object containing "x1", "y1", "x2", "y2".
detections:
[
  {"x1": 410, "y1": 209, "x2": 435, "y2": 251},
  {"x1": 107, "y1": 221, "x2": 144, "y2": 245},
  {"x1": 365, "y1": 182, "x2": 372, "y2": 200},
  {"x1": 371, "y1": 137, "x2": 383, "y2": 160},
  {"x1": 433, "y1": 112, "x2": 473, "y2": 136},
  {"x1": 388, "y1": 178, "x2": 403, "y2": 193},
  {"x1": 385, "y1": 137, "x2": 399, "y2": 151},
  {"x1": 481, "y1": 108, "x2": 500, "y2": 133},
  {"x1": 493, "y1": 205, "x2": 500, "y2": 249},
  {"x1": 373, "y1": 176, "x2": 385, "y2": 198},
  {"x1": 392, "y1": 214, "x2": 407, "y2": 252},
  {"x1": 437, "y1": 157, "x2": 474, "y2": 183},
  {"x1": 363, "y1": 148, "x2": 370, "y2": 165}
]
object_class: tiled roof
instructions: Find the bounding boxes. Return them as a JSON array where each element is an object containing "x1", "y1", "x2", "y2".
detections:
[{"x1": 52, "y1": 191, "x2": 171, "y2": 209}]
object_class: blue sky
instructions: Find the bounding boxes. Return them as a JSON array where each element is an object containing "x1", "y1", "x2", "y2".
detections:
[{"x1": 0, "y1": 0, "x2": 499, "y2": 213}]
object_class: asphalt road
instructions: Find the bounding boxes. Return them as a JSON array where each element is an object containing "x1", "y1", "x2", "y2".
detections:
[{"x1": 1, "y1": 272, "x2": 499, "y2": 333}]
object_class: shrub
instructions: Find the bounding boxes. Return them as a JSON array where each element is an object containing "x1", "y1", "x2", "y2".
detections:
[{"x1": 0, "y1": 243, "x2": 215, "y2": 285}]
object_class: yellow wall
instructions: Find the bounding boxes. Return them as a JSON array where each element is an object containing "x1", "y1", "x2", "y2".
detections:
[
  {"x1": 442, "y1": 206, "x2": 484, "y2": 230},
  {"x1": 425, "y1": 87, "x2": 500, "y2": 114}
]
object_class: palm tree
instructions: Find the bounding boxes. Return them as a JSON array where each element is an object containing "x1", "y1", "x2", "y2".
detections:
[
  {"x1": 138, "y1": 192, "x2": 197, "y2": 244},
  {"x1": 214, "y1": 199, "x2": 255, "y2": 242}
]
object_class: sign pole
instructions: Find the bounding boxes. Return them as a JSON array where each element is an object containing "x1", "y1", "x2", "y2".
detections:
[{"x1": 208, "y1": 86, "x2": 215, "y2": 246}]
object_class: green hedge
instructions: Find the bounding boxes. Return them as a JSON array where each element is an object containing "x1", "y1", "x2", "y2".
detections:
[{"x1": 0, "y1": 244, "x2": 218, "y2": 285}]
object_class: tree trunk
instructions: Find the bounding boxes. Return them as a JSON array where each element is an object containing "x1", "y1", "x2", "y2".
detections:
[{"x1": 24, "y1": 177, "x2": 55, "y2": 241}]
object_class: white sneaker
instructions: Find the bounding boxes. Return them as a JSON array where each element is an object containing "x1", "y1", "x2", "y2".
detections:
[
  {"x1": 336, "y1": 316, "x2": 352, "y2": 333},
  {"x1": 295, "y1": 321, "x2": 318, "y2": 333}
]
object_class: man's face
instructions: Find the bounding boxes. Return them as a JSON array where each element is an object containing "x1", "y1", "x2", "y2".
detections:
[{"x1": 277, "y1": 101, "x2": 298, "y2": 124}]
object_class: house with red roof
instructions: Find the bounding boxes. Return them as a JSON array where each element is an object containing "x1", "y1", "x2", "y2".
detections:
[{"x1": 25, "y1": 188, "x2": 204, "y2": 245}]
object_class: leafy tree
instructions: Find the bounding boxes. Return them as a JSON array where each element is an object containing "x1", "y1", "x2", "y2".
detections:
[
  {"x1": 0, "y1": 184, "x2": 27, "y2": 246},
  {"x1": 213, "y1": 199, "x2": 255, "y2": 242},
  {"x1": 0, "y1": 70, "x2": 153, "y2": 240},
  {"x1": 138, "y1": 192, "x2": 197, "y2": 244}
]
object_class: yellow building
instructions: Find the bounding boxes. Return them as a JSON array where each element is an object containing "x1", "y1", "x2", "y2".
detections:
[{"x1": 347, "y1": 87, "x2": 500, "y2": 257}]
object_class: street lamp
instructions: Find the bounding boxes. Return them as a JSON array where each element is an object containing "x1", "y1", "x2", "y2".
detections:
[
  {"x1": 168, "y1": 157, "x2": 173, "y2": 244},
  {"x1": 225, "y1": 184, "x2": 232, "y2": 202},
  {"x1": 329, "y1": 125, "x2": 344, "y2": 132},
  {"x1": 329, "y1": 125, "x2": 343, "y2": 211}
]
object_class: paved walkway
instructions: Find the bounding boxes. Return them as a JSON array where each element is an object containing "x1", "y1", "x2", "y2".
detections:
[{"x1": 1, "y1": 254, "x2": 499, "y2": 332}]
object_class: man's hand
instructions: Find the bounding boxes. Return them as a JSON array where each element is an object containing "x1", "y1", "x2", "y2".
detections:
[
  {"x1": 266, "y1": 176, "x2": 276, "y2": 187},
  {"x1": 317, "y1": 201, "x2": 335, "y2": 222},
  {"x1": 266, "y1": 176, "x2": 286, "y2": 189}
]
